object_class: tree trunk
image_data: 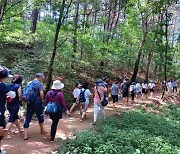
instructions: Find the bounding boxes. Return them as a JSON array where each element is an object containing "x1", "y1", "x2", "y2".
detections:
[
  {"x1": 0, "y1": 0, "x2": 8, "y2": 23},
  {"x1": 30, "y1": 8, "x2": 39, "y2": 33},
  {"x1": 73, "y1": 0, "x2": 80, "y2": 54},
  {"x1": 145, "y1": 50, "x2": 153, "y2": 81},
  {"x1": 131, "y1": 17, "x2": 148, "y2": 82},
  {"x1": 164, "y1": 8, "x2": 168, "y2": 82},
  {"x1": 46, "y1": 0, "x2": 66, "y2": 93}
]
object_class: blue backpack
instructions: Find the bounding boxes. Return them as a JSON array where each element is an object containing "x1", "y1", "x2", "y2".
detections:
[
  {"x1": 45, "y1": 91, "x2": 62, "y2": 114},
  {"x1": 23, "y1": 81, "x2": 38, "y2": 104},
  {"x1": 79, "y1": 89, "x2": 86, "y2": 103}
]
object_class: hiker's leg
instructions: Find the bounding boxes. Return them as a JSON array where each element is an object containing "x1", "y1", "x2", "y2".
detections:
[
  {"x1": 14, "y1": 119, "x2": 22, "y2": 132},
  {"x1": 94, "y1": 103, "x2": 99, "y2": 123},
  {"x1": 82, "y1": 102, "x2": 89, "y2": 120},
  {"x1": 100, "y1": 105, "x2": 105, "y2": 120},
  {"x1": 79, "y1": 103, "x2": 83, "y2": 115},
  {"x1": 34, "y1": 106, "x2": 45, "y2": 134},
  {"x1": 24, "y1": 106, "x2": 34, "y2": 139},
  {"x1": 50, "y1": 115, "x2": 59, "y2": 141},
  {"x1": 6, "y1": 107, "x2": 20, "y2": 132},
  {"x1": 126, "y1": 96, "x2": 129, "y2": 105},
  {"x1": 70, "y1": 103, "x2": 77, "y2": 113},
  {"x1": 112, "y1": 95, "x2": 115, "y2": 107}
]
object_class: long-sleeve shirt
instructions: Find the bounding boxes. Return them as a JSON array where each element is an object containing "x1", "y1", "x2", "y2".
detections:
[{"x1": 45, "y1": 90, "x2": 68, "y2": 111}]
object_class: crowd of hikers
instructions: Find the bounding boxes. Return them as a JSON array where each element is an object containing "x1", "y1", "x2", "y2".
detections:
[{"x1": 0, "y1": 65, "x2": 178, "y2": 153}]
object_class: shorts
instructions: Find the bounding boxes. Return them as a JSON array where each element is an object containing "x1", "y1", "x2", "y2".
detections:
[
  {"x1": 7, "y1": 107, "x2": 19, "y2": 123},
  {"x1": 122, "y1": 91, "x2": 128, "y2": 98},
  {"x1": 0, "y1": 115, "x2": 5, "y2": 128},
  {"x1": 73, "y1": 98, "x2": 78, "y2": 103},
  {"x1": 82, "y1": 102, "x2": 89, "y2": 112},
  {"x1": 149, "y1": 89, "x2": 154, "y2": 93},
  {"x1": 142, "y1": 89, "x2": 147, "y2": 94},
  {"x1": 112, "y1": 95, "x2": 118, "y2": 103}
]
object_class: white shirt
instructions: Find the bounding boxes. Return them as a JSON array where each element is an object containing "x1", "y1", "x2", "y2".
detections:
[
  {"x1": 81, "y1": 88, "x2": 91, "y2": 104},
  {"x1": 167, "y1": 82, "x2": 173, "y2": 89},
  {"x1": 73, "y1": 88, "x2": 80, "y2": 98},
  {"x1": 142, "y1": 83, "x2": 148, "y2": 89},
  {"x1": 148, "y1": 83, "x2": 155, "y2": 89},
  {"x1": 136, "y1": 83, "x2": 141, "y2": 92}
]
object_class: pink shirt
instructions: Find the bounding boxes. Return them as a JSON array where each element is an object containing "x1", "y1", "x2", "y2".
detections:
[{"x1": 94, "y1": 86, "x2": 107, "y2": 104}]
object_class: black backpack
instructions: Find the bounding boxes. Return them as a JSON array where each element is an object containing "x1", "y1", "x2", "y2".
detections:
[
  {"x1": 122, "y1": 82, "x2": 129, "y2": 92},
  {"x1": 79, "y1": 89, "x2": 86, "y2": 103}
]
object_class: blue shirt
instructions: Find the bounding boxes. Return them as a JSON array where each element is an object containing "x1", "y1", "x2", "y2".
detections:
[
  {"x1": 31, "y1": 80, "x2": 44, "y2": 101},
  {"x1": 0, "y1": 82, "x2": 10, "y2": 114},
  {"x1": 111, "y1": 83, "x2": 119, "y2": 95}
]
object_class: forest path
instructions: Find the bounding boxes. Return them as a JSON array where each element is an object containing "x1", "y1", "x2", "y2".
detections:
[{"x1": 2, "y1": 93, "x2": 171, "y2": 154}]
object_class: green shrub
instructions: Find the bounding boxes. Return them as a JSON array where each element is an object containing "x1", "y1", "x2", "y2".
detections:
[{"x1": 59, "y1": 104, "x2": 180, "y2": 154}]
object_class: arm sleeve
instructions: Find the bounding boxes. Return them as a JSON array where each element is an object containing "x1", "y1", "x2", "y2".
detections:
[
  {"x1": 59, "y1": 93, "x2": 68, "y2": 111},
  {"x1": 39, "y1": 83, "x2": 45, "y2": 91}
]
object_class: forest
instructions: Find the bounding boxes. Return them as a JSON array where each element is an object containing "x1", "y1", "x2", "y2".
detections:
[{"x1": 0, "y1": 0, "x2": 180, "y2": 153}]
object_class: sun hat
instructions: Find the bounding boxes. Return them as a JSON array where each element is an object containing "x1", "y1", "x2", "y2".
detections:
[{"x1": 51, "y1": 80, "x2": 64, "y2": 90}]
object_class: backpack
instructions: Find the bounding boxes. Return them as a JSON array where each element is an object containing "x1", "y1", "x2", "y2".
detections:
[
  {"x1": 130, "y1": 85, "x2": 135, "y2": 94},
  {"x1": 45, "y1": 91, "x2": 62, "y2": 114},
  {"x1": 23, "y1": 81, "x2": 38, "y2": 104},
  {"x1": 79, "y1": 89, "x2": 86, "y2": 103},
  {"x1": 122, "y1": 82, "x2": 128, "y2": 92}
]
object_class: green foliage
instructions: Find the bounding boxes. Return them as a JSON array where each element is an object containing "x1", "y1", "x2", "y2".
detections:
[{"x1": 60, "y1": 104, "x2": 180, "y2": 154}]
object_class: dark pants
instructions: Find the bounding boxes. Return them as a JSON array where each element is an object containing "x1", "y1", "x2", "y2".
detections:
[
  {"x1": 0, "y1": 115, "x2": 6, "y2": 141},
  {"x1": 50, "y1": 114, "x2": 60, "y2": 141},
  {"x1": 131, "y1": 93, "x2": 135, "y2": 101},
  {"x1": 7, "y1": 106, "x2": 19, "y2": 123},
  {"x1": 112, "y1": 95, "x2": 118, "y2": 103},
  {"x1": 173, "y1": 87, "x2": 177, "y2": 92},
  {"x1": 24, "y1": 103, "x2": 44, "y2": 128}
]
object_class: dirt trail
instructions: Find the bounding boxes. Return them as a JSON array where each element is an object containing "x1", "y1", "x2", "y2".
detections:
[{"x1": 2, "y1": 94, "x2": 172, "y2": 154}]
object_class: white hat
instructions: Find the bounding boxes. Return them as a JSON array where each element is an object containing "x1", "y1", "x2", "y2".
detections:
[{"x1": 51, "y1": 80, "x2": 64, "y2": 90}]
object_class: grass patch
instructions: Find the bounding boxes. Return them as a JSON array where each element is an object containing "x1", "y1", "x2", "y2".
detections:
[{"x1": 59, "y1": 104, "x2": 180, "y2": 154}]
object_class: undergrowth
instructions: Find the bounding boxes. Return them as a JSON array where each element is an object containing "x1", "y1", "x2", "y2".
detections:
[{"x1": 59, "y1": 103, "x2": 180, "y2": 154}]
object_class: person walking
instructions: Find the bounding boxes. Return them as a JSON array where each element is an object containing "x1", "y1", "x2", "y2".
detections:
[
  {"x1": 93, "y1": 79, "x2": 107, "y2": 125},
  {"x1": 79, "y1": 82, "x2": 91, "y2": 122},
  {"x1": 148, "y1": 80, "x2": 155, "y2": 98},
  {"x1": 130, "y1": 82, "x2": 136, "y2": 103},
  {"x1": 111, "y1": 80, "x2": 119, "y2": 108},
  {"x1": 121, "y1": 78, "x2": 130, "y2": 106},
  {"x1": 142, "y1": 81, "x2": 148, "y2": 99},
  {"x1": 135, "y1": 81, "x2": 142, "y2": 99},
  {"x1": 167, "y1": 80, "x2": 173, "y2": 93},
  {"x1": 5, "y1": 75, "x2": 23, "y2": 134},
  {"x1": 23, "y1": 73, "x2": 45, "y2": 140},
  {"x1": 172, "y1": 80, "x2": 177, "y2": 93},
  {"x1": 70, "y1": 83, "x2": 81, "y2": 114},
  {"x1": 0, "y1": 66, "x2": 16, "y2": 154},
  {"x1": 161, "y1": 81, "x2": 167, "y2": 99},
  {"x1": 45, "y1": 80, "x2": 70, "y2": 142}
]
